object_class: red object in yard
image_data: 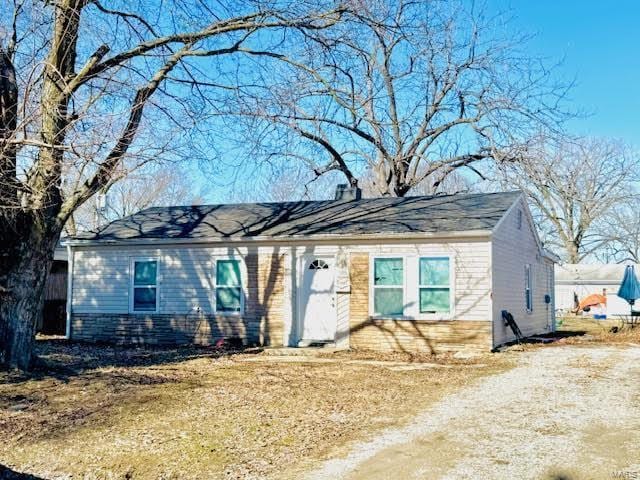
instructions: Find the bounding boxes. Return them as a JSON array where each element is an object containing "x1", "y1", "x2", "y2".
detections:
[{"x1": 578, "y1": 294, "x2": 607, "y2": 311}]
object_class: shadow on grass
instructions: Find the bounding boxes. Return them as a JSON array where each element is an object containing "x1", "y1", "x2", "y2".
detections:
[
  {"x1": 0, "y1": 338, "x2": 258, "y2": 445},
  {"x1": 0, "y1": 465, "x2": 47, "y2": 479},
  {"x1": 544, "y1": 471, "x2": 577, "y2": 480},
  {"x1": 2, "y1": 337, "x2": 251, "y2": 385},
  {"x1": 495, "y1": 330, "x2": 588, "y2": 351},
  {"x1": 534, "y1": 330, "x2": 588, "y2": 339}
]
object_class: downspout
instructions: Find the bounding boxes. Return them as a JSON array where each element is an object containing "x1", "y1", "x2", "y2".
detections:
[
  {"x1": 65, "y1": 244, "x2": 74, "y2": 339},
  {"x1": 489, "y1": 239, "x2": 495, "y2": 351}
]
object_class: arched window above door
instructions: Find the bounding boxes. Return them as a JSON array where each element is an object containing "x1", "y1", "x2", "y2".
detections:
[{"x1": 309, "y1": 259, "x2": 329, "y2": 270}]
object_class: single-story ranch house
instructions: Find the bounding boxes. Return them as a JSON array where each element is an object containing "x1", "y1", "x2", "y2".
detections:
[{"x1": 64, "y1": 189, "x2": 557, "y2": 353}]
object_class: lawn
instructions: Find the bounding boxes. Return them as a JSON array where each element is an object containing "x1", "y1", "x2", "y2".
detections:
[
  {"x1": 555, "y1": 315, "x2": 640, "y2": 344},
  {"x1": 0, "y1": 340, "x2": 508, "y2": 480}
]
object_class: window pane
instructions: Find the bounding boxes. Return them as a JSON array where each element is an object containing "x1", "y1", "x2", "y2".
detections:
[
  {"x1": 374, "y1": 258, "x2": 403, "y2": 286},
  {"x1": 134, "y1": 261, "x2": 157, "y2": 285},
  {"x1": 134, "y1": 287, "x2": 156, "y2": 311},
  {"x1": 309, "y1": 259, "x2": 329, "y2": 270},
  {"x1": 420, "y1": 258, "x2": 449, "y2": 286},
  {"x1": 374, "y1": 288, "x2": 404, "y2": 316},
  {"x1": 216, "y1": 287, "x2": 242, "y2": 312},
  {"x1": 420, "y1": 288, "x2": 450, "y2": 313},
  {"x1": 217, "y1": 260, "x2": 241, "y2": 287}
]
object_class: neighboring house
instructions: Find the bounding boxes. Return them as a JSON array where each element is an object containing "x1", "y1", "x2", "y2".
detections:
[
  {"x1": 555, "y1": 264, "x2": 634, "y2": 316},
  {"x1": 64, "y1": 189, "x2": 556, "y2": 353}
]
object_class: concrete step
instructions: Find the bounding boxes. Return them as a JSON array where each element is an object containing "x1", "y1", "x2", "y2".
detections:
[{"x1": 261, "y1": 346, "x2": 341, "y2": 357}]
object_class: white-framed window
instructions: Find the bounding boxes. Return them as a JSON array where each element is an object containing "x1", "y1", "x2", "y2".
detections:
[
  {"x1": 371, "y1": 257, "x2": 405, "y2": 316},
  {"x1": 517, "y1": 209, "x2": 523, "y2": 230},
  {"x1": 129, "y1": 257, "x2": 159, "y2": 313},
  {"x1": 418, "y1": 257, "x2": 452, "y2": 314},
  {"x1": 525, "y1": 264, "x2": 533, "y2": 313},
  {"x1": 369, "y1": 254, "x2": 455, "y2": 319},
  {"x1": 213, "y1": 257, "x2": 244, "y2": 314}
]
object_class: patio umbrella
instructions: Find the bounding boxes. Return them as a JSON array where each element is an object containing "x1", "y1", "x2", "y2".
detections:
[{"x1": 617, "y1": 265, "x2": 640, "y2": 310}]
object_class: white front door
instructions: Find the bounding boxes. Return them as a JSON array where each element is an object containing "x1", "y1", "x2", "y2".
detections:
[{"x1": 299, "y1": 256, "x2": 337, "y2": 342}]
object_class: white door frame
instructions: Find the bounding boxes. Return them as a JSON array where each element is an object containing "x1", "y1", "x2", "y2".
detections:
[{"x1": 296, "y1": 254, "x2": 337, "y2": 344}]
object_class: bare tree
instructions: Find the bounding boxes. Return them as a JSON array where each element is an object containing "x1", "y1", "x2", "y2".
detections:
[
  {"x1": 499, "y1": 136, "x2": 638, "y2": 263},
  {"x1": 228, "y1": 160, "x2": 346, "y2": 203},
  {"x1": 229, "y1": 0, "x2": 570, "y2": 197},
  {"x1": 596, "y1": 207, "x2": 640, "y2": 264},
  {"x1": 360, "y1": 167, "x2": 477, "y2": 197},
  {"x1": 0, "y1": 0, "x2": 345, "y2": 369},
  {"x1": 66, "y1": 164, "x2": 197, "y2": 234}
]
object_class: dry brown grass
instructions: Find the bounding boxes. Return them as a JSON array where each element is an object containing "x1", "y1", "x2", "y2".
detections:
[
  {"x1": 555, "y1": 316, "x2": 640, "y2": 345},
  {"x1": 316, "y1": 348, "x2": 482, "y2": 364},
  {"x1": 502, "y1": 316, "x2": 640, "y2": 354},
  {"x1": 0, "y1": 340, "x2": 509, "y2": 480}
]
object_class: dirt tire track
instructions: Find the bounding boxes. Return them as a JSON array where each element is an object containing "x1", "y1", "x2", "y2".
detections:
[{"x1": 306, "y1": 345, "x2": 640, "y2": 480}]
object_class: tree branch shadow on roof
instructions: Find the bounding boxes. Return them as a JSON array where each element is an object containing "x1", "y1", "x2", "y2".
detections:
[{"x1": 80, "y1": 193, "x2": 512, "y2": 242}]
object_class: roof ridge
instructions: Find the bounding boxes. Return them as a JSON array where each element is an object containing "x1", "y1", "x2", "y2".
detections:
[{"x1": 137, "y1": 190, "x2": 522, "y2": 212}]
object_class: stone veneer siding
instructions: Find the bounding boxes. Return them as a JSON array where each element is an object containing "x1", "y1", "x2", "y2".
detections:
[
  {"x1": 348, "y1": 253, "x2": 493, "y2": 353},
  {"x1": 70, "y1": 253, "x2": 285, "y2": 346}
]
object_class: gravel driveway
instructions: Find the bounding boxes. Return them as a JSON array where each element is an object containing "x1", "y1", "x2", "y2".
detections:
[{"x1": 306, "y1": 344, "x2": 640, "y2": 480}]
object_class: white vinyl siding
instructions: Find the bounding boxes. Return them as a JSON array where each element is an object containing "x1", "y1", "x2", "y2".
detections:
[
  {"x1": 71, "y1": 241, "x2": 490, "y2": 328},
  {"x1": 492, "y1": 197, "x2": 555, "y2": 347},
  {"x1": 72, "y1": 250, "x2": 130, "y2": 313},
  {"x1": 72, "y1": 247, "x2": 215, "y2": 314},
  {"x1": 162, "y1": 250, "x2": 214, "y2": 313}
]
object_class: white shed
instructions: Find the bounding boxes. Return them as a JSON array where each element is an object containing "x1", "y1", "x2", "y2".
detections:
[{"x1": 555, "y1": 264, "x2": 635, "y2": 316}]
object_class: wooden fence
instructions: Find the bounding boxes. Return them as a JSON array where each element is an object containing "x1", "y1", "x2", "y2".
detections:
[{"x1": 44, "y1": 271, "x2": 67, "y2": 301}]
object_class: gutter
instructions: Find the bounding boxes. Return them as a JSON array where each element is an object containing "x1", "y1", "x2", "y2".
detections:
[
  {"x1": 542, "y1": 249, "x2": 561, "y2": 263},
  {"x1": 556, "y1": 279, "x2": 620, "y2": 285},
  {"x1": 62, "y1": 229, "x2": 493, "y2": 248},
  {"x1": 65, "y1": 244, "x2": 74, "y2": 339}
]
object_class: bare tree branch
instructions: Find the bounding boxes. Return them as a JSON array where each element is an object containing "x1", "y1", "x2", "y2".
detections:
[
  {"x1": 0, "y1": 0, "x2": 347, "y2": 369},
  {"x1": 229, "y1": 0, "x2": 572, "y2": 197},
  {"x1": 498, "y1": 135, "x2": 639, "y2": 263}
]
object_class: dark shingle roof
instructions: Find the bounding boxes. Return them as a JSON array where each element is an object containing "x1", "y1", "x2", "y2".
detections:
[{"x1": 73, "y1": 191, "x2": 521, "y2": 243}]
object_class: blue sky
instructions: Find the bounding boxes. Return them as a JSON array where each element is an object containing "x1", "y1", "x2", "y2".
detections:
[
  {"x1": 493, "y1": 0, "x2": 640, "y2": 144},
  {"x1": 191, "y1": 1, "x2": 640, "y2": 203}
]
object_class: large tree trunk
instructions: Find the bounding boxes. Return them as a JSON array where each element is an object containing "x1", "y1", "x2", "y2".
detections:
[
  {"x1": 0, "y1": 1, "x2": 77, "y2": 370},
  {"x1": 0, "y1": 214, "x2": 59, "y2": 369},
  {"x1": 566, "y1": 241, "x2": 580, "y2": 264}
]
